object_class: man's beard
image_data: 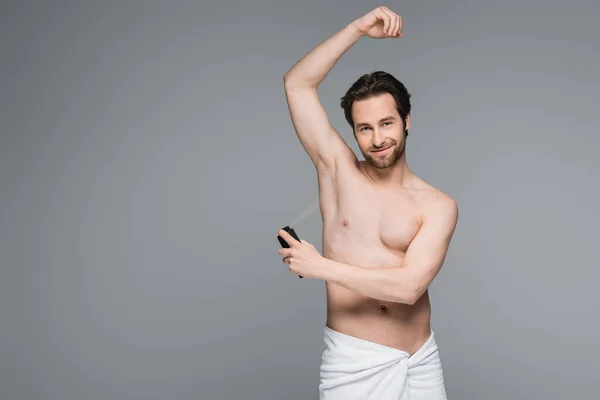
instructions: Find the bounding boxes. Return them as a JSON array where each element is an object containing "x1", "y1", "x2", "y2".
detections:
[{"x1": 363, "y1": 141, "x2": 405, "y2": 169}]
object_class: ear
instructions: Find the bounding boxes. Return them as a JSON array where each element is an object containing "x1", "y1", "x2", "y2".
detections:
[{"x1": 405, "y1": 113, "x2": 411, "y2": 131}]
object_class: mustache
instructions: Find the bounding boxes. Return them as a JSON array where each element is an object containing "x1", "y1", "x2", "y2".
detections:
[{"x1": 370, "y1": 142, "x2": 396, "y2": 151}]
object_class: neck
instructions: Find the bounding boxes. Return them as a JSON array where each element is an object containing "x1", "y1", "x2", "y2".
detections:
[{"x1": 362, "y1": 154, "x2": 413, "y2": 187}]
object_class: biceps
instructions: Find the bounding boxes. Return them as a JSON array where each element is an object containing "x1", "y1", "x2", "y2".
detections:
[
  {"x1": 284, "y1": 87, "x2": 355, "y2": 170},
  {"x1": 402, "y1": 204, "x2": 458, "y2": 274}
]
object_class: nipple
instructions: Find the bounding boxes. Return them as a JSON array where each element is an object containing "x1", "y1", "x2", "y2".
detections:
[{"x1": 343, "y1": 218, "x2": 349, "y2": 227}]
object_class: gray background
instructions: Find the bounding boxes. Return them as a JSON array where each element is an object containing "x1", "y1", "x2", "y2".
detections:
[{"x1": 1, "y1": 0, "x2": 599, "y2": 399}]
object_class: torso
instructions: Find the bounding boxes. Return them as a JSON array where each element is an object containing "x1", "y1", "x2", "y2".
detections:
[{"x1": 317, "y1": 159, "x2": 439, "y2": 354}]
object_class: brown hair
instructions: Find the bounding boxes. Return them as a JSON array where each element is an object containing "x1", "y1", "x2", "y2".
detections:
[{"x1": 340, "y1": 71, "x2": 412, "y2": 136}]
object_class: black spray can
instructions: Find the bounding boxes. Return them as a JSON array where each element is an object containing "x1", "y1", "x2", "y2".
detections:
[{"x1": 277, "y1": 226, "x2": 303, "y2": 278}]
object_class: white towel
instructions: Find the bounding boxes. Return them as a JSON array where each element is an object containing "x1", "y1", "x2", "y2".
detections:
[{"x1": 319, "y1": 326, "x2": 447, "y2": 400}]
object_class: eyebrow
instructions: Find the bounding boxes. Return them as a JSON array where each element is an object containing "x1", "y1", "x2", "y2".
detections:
[{"x1": 355, "y1": 116, "x2": 396, "y2": 129}]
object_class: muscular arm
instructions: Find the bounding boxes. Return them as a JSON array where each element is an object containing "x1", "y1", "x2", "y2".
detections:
[
  {"x1": 318, "y1": 197, "x2": 459, "y2": 304},
  {"x1": 283, "y1": 22, "x2": 363, "y2": 89},
  {"x1": 283, "y1": 23, "x2": 365, "y2": 170}
]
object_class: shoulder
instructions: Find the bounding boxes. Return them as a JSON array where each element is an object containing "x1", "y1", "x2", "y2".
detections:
[
  {"x1": 411, "y1": 179, "x2": 458, "y2": 224},
  {"x1": 428, "y1": 189, "x2": 457, "y2": 215},
  {"x1": 424, "y1": 193, "x2": 458, "y2": 239}
]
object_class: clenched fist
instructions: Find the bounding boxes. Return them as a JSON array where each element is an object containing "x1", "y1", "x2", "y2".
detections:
[
  {"x1": 277, "y1": 229, "x2": 325, "y2": 279},
  {"x1": 352, "y1": 6, "x2": 403, "y2": 39}
]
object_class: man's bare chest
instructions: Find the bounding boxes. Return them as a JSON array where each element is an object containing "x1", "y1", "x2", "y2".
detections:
[
  {"x1": 334, "y1": 192, "x2": 421, "y2": 251},
  {"x1": 319, "y1": 171, "x2": 423, "y2": 255}
]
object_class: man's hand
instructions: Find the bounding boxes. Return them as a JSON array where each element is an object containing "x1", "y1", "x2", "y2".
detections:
[
  {"x1": 352, "y1": 6, "x2": 403, "y2": 38},
  {"x1": 277, "y1": 229, "x2": 325, "y2": 279}
]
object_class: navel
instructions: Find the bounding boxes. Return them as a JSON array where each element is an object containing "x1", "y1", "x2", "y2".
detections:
[{"x1": 380, "y1": 304, "x2": 388, "y2": 311}]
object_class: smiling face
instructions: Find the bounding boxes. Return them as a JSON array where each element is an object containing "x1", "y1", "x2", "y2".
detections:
[{"x1": 352, "y1": 93, "x2": 410, "y2": 169}]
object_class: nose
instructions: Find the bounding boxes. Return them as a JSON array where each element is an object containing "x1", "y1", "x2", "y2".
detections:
[{"x1": 372, "y1": 128, "x2": 385, "y2": 147}]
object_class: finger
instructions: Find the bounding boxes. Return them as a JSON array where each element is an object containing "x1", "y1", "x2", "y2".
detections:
[
  {"x1": 380, "y1": 7, "x2": 401, "y2": 36},
  {"x1": 278, "y1": 248, "x2": 292, "y2": 257},
  {"x1": 391, "y1": 14, "x2": 399, "y2": 36},
  {"x1": 379, "y1": 7, "x2": 395, "y2": 35},
  {"x1": 374, "y1": 8, "x2": 390, "y2": 34},
  {"x1": 393, "y1": 16, "x2": 401, "y2": 37},
  {"x1": 390, "y1": 15, "x2": 398, "y2": 36},
  {"x1": 381, "y1": 8, "x2": 392, "y2": 35},
  {"x1": 300, "y1": 239, "x2": 315, "y2": 249},
  {"x1": 282, "y1": 256, "x2": 291, "y2": 264},
  {"x1": 388, "y1": 11, "x2": 398, "y2": 36},
  {"x1": 288, "y1": 260, "x2": 297, "y2": 271},
  {"x1": 278, "y1": 229, "x2": 299, "y2": 247},
  {"x1": 396, "y1": 15, "x2": 403, "y2": 37}
]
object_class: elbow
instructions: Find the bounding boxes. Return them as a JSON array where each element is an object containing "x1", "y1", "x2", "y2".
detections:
[
  {"x1": 388, "y1": 286, "x2": 418, "y2": 305},
  {"x1": 283, "y1": 75, "x2": 302, "y2": 90},
  {"x1": 282, "y1": 71, "x2": 296, "y2": 87},
  {"x1": 392, "y1": 280, "x2": 421, "y2": 305},
  {"x1": 283, "y1": 72, "x2": 315, "y2": 91},
  {"x1": 405, "y1": 285, "x2": 428, "y2": 305},
  {"x1": 391, "y1": 268, "x2": 426, "y2": 305},
  {"x1": 405, "y1": 291, "x2": 421, "y2": 305},
  {"x1": 397, "y1": 292, "x2": 418, "y2": 305},
  {"x1": 405, "y1": 281, "x2": 428, "y2": 305}
]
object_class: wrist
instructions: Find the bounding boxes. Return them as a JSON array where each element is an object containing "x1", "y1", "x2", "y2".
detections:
[
  {"x1": 347, "y1": 21, "x2": 366, "y2": 37},
  {"x1": 319, "y1": 257, "x2": 342, "y2": 282}
]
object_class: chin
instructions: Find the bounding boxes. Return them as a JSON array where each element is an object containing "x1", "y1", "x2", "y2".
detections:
[
  {"x1": 369, "y1": 158, "x2": 395, "y2": 169},
  {"x1": 363, "y1": 155, "x2": 390, "y2": 169},
  {"x1": 364, "y1": 148, "x2": 404, "y2": 169}
]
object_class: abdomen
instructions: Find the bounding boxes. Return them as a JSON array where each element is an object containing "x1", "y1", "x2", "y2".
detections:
[{"x1": 324, "y1": 283, "x2": 432, "y2": 351}]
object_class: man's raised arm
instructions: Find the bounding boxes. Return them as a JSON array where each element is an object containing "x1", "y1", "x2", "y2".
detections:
[{"x1": 283, "y1": 6, "x2": 403, "y2": 171}]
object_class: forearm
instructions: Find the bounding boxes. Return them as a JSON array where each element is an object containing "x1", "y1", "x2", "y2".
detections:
[
  {"x1": 318, "y1": 258, "x2": 419, "y2": 304},
  {"x1": 283, "y1": 22, "x2": 364, "y2": 89}
]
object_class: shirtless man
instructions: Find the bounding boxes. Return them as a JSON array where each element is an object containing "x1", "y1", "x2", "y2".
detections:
[{"x1": 277, "y1": 6, "x2": 458, "y2": 399}]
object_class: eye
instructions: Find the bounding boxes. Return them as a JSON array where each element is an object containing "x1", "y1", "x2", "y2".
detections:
[{"x1": 383, "y1": 121, "x2": 392, "y2": 126}]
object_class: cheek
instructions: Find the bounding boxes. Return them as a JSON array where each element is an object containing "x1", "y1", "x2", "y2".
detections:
[{"x1": 388, "y1": 126, "x2": 404, "y2": 140}]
